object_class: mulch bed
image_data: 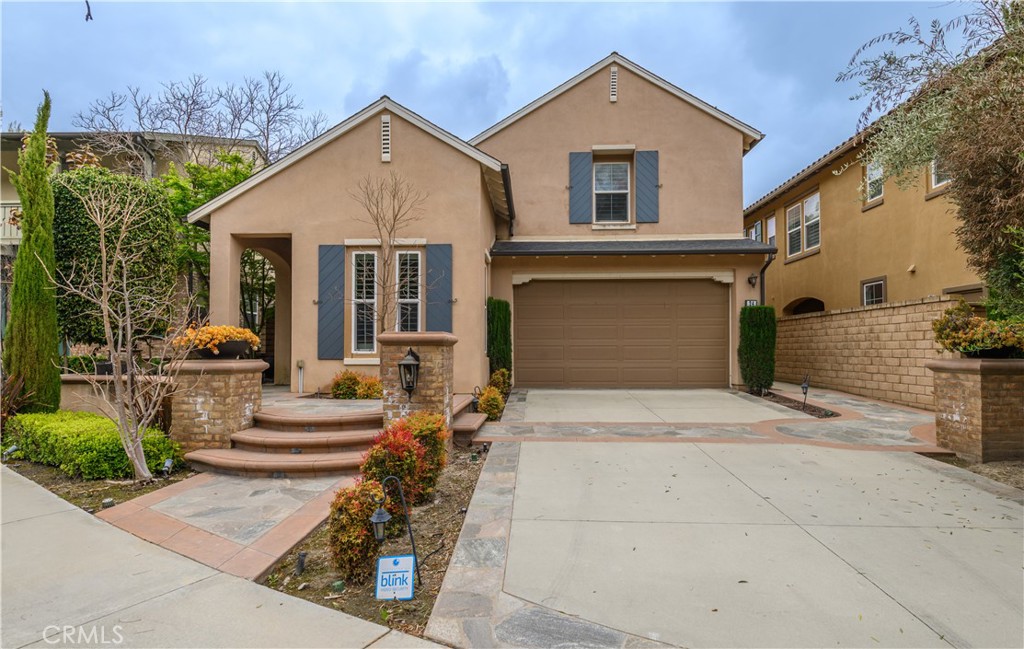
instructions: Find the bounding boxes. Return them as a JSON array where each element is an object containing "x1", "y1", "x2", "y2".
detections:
[
  {"x1": 759, "y1": 391, "x2": 840, "y2": 418},
  {"x1": 1, "y1": 459, "x2": 193, "y2": 512},
  {"x1": 262, "y1": 445, "x2": 485, "y2": 637},
  {"x1": 935, "y1": 457, "x2": 1024, "y2": 491}
]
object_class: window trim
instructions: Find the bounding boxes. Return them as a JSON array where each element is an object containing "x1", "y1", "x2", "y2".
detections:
[
  {"x1": 865, "y1": 160, "x2": 884, "y2": 203},
  {"x1": 861, "y1": 276, "x2": 887, "y2": 306},
  {"x1": 785, "y1": 191, "x2": 821, "y2": 258},
  {"x1": 747, "y1": 220, "x2": 763, "y2": 242},
  {"x1": 766, "y1": 215, "x2": 777, "y2": 247},
  {"x1": 929, "y1": 159, "x2": 951, "y2": 191},
  {"x1": 592, "y1": 161, "x2": 631, "y2": 224},
  {"x1": 351, "y1": 251, "x2": 378, "y2": 354},
  {"x1": 395, "y1": 250, "x2": 422, "y2": 333}
]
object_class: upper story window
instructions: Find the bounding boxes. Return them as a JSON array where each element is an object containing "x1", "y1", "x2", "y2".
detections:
[
  {"x1": 747, "y1": 220, "x2": 762, "y2": 242},
  {"x1": 861, "y1": 277, "x2": 886, "y2": 306},
  {"x1": 786, "y1": 192, "x2": 820, "y2": 257},
  {"x1": 396, "y1": 251, "x2": 421, "y2": 333},
  {"x1": 594, "y1": 162, "x2": 630, "y2": 223},
  {"x1": 866, "y1": 160, "x2": 884, "y2": 202},
  {"x1": 930, "y1": 159, "x2": 951, "y2": 190},
  {"x1": 353, "y1": 252, "x2": 377, "y2": 353},
  {"x1": 766, "y1": 216, "x2": 776, "y2": 247}
]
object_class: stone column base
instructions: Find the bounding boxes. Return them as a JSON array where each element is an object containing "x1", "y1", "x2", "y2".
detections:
[{"x1": 168, "y1": 359, "x2": 268, "y2": 454}]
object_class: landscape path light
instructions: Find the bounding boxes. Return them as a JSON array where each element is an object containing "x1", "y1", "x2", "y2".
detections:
[{"x1": 370, "y1": 475, "x2": 422, "y2": 584}]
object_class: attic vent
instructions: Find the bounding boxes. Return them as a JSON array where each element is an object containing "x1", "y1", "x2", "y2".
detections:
[
  {"x1": 610, "y1": 66, "x2": 618, "y2": 103},
  {"x1": 381, "y1": 114, "x2": 392, "y2": 162}
]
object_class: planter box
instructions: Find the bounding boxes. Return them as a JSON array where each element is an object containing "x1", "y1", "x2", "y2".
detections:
[{"x1": 925, "y1": 358, "x2": 1024, "y2": 462}]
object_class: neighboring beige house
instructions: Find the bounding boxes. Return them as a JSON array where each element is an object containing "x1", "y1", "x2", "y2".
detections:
[
  {"x1": 742, "y1": 134, "x2": 982, "y2": 315},
  {"x1": 190, "y1": 53, "x2": 774, "y2": 393}
]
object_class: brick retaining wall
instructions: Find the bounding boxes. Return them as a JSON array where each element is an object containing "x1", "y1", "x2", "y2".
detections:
[{"x1": 776, "y1": 297, "x2": 959, "y2": 410}]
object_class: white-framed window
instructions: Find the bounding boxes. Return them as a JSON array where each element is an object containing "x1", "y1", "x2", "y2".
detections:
[
  {"x1": 766, "y1": 216, "x2": 776, "y2": 247},
  {"x1": 352, "y1": 252, "x2": 377, "y2": 353},
  {"x1": 862, "y1": 277, "x2": 886, "y2": 306},
  {"x1": 866, "y1": 160, "x2": 884, "y2": 202},
  {"x1": 396, "y1": 251, "x2": 421, "y2": 333},
  {"x1": 747, "y1": 220, "x2": 763, "y2": 242},
  {"x1": 593, "y1": 161, "x2": 630, "y2": 223},
  {"x1": 786, "y1": 192, "x2": 820, "y2": 257},
  {"x1": 930, "y1": 159, "x2": 951, "y2": 190}
]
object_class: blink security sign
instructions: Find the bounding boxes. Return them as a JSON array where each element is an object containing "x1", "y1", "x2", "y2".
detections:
[{"x1": 375, "y1": 555, "x2": 415, "y2": 601}]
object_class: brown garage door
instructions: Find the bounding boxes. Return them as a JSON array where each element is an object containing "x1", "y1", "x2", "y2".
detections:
[{"x1": 514, "y1": 279, "x2": 729, "y2": 388}]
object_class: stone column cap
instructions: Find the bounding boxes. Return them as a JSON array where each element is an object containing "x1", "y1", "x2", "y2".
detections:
[
  {"x1": 170, "y1": 359, "x2": 271, "y2": 374},
  {"x1": 925, "y1": 358, "x2": 1024, "y2": 375},
  {"x1": 378, "y1": 332, "x2": 458, "y2": 347}
]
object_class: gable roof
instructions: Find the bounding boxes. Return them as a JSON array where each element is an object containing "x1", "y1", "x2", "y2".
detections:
[
  {"x1": 188, "y1": 97, "x2": 504, "y2": 223},
  {"x1": 469, "y1": 52, "x2": 764, "y2": 152}
]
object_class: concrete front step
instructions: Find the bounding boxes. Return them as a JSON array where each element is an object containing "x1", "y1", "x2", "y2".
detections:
[
  {"x1": 231, "y1": 427, "x2": 378, "y2": 454},
  {"x1": 453, "y1": 411, "x2": 488, "y2": 447},
  {"x1": 185, "y1": 448, "x2": 364, "y2": 478},
  {"x1": 254, "y1": 409, "x2": 384, "y2": 432}
]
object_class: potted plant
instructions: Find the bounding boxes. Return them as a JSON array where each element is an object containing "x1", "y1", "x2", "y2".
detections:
[
  {"x1": 171, "y1": 325, "x2": 261, "y2": 359},
  {"x1": 932, "y1": 302, "x2": 1023, "y2": 358}
]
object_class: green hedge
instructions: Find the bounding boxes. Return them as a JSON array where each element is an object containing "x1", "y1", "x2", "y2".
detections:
[
  {"x1": 738, "y1": 306, "x2": 777, "y2": 394},
  {"x1": 2, "y1": 411, "x2": 182, "y2": 479},
  {"x1": 487, "y1": 297, "x2": 512, "y2": 373},
  {"x1": 64, "y1": 355, "x2": 106, "y2": 374}
]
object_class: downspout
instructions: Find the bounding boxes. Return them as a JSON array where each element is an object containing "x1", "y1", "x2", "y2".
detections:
[{"x1": 759, "y1": 253, "x2": 776, "y2": 305}]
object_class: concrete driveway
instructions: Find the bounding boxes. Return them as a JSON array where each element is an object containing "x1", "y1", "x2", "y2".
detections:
[{"x1": 427, "y1": 442, "x2": 1024, "y2": 648}]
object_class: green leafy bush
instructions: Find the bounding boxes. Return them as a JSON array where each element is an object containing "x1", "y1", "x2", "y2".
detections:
[
  {"x1": 64, "y1": 355, "x2": 106, "y2": 374},
  {"x1": 360, "y1": 423, "x2": 426, "y2": 507},
  {"x1": 488, "y1": 368, "x2": 511, "y2": 399},
  {"x1": 738, "y1": 306, "x2": 777, "y2": 394},
  {"x1": 355, "y1": 376, "x2": 383, "y2": 399},
  {"x1": 404, "y1": 412, "x2": 448, "y2": 503},
  {"x1": 487, "y1": 297, "x2": 512, "y2": 373},
  {"x1": 327, "y1": 479, "x2": 391, "y2": 581},
  {"x1": 933, "y1": 301, "x2": 1023, "y2": 357},
  {"x1": 331, "y1": 370, "x2": 363, "y2": 399},
  {"x1": 478, "y1": 386, "x2": 505, "y2": 421},
  {"x1": 2, "y1": 411, "x2": 182, "y2": 479}
]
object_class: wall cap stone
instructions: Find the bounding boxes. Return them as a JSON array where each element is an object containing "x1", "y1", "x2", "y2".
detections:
[
  {"x1": 169, "y1": 359, "x2": 270, "y2": 374},
  {"x1": 377, "y1": 332, "x2": 459, "y2": 347},
  {"x1": 925, "y1": 358, "x2": 1024, "y2": 376},
  {"x1": 780, "y1": 296, "x2": 957, "y2": 322}
]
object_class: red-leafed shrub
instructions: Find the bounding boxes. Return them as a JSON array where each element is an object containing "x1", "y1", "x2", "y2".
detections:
[
  {"x1": 360, "y1": 423, "x2": 426, "y2": 508},
  {"x1": 327, "y1": 478, "x2": 390, "y2": 581},
  {"x1": 404, "y1": 411, "x2": 449, "y2": 503}
]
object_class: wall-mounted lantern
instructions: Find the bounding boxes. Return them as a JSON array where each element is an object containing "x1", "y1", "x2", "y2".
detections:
[
  {"x1": 747, "y1": 273, "x2": 759, "y2": 288},
  {"x1": 398, "y1": 348, "x2": 420, "y2": 398}
]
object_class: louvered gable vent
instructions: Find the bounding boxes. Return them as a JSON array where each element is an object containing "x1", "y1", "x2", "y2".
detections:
[
  {"x1": 609, "y1": 66, "x2": 618, "y2": 103},
  {"x1": 380, "y1": 114, "x2": 391, "y2": 162}
]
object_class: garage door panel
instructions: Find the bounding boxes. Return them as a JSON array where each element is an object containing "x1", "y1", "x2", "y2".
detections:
[{"x1": 514, "y1": 279, "x2": 728, "y2": 388}]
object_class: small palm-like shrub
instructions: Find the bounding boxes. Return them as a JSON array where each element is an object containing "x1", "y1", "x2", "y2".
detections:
[
  {"x1": 355, "y1": 376, "x2": 383, "y2": 399},
  {"x1": 404, "y1": 412, "x2": 448, "y2": 503},
  {"x1": 488, "y1": 368, "x2": 511, "y2": 399},
  {"x1": 478, "y1": 386, "x2": 505, "y2": 421},
  {"x1": 331, "y1": 370, "x2": 362, "y2": 399},
  {"x1": 327, "y1": 479, "x2": 390, "y2": 581}
]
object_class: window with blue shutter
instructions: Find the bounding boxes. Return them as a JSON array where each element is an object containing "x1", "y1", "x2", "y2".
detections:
[
  {"x1": 317, "y1": 245, "x2": 345, "y2": 360},
  {"x1": 568, "y1": 152, "x2": 593, "y2": 224}
]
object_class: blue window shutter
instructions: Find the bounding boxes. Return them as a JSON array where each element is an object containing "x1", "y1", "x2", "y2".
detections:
[
  {"x1": 568, "y1": 152, "x2": 593, "y2": 224},
  {"x1": 636, "y1": 150, "x2": 659, "y2": 223},
  {"x1": 317, "y1": 245, "x2": 345, "y2": 360},
  {"x1": 426, "y1": 244, "x2": 453, "y2": 332}
]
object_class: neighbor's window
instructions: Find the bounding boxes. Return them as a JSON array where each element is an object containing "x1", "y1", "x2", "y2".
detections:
[
  {"x1": 930, "y1": 159, "x2": 951, "y2": 190},
  {"x1": 786, "y1": 192, "x2": 820, "y2": 257},
  {"x1": 766, "y1": 216, "x2": 777, "y2": 247},
  {"x1": 862, "y1": 278, "x2": 886, "y2": 306},
  {"x1": 866, "y1": 160, "x2": 884, "y2": 202},
  {"x1": 594, "y1": 162, "x2": 630, "y2": 223},
  {"x1": 747, "y1": 220, "x2": 763, "y2": 242},
  {"x1": 396, "y1": 251, "x2": 421, "y2": 333},
  {"x1": 353, "y1": 252, "x2": 377, "y2": 352}
]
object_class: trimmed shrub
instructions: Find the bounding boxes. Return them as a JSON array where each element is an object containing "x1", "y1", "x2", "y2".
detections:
[
  {"x1": 64, "y1": 355, "x2": 105, "y2": 374},
  {"x1": 478, "y1": 386, "x2": 505, "y2": 421},
  {"x1": 487, "y1": 297, "x2": 512, "y2": 373},
  {"x1": 738, "y1": 306, "x2": 777, "y2": 395},
  {"x1": 331, "y1": 370, "x2": 362, "y2": 399},
  {"x1": 488, "y1": 368, "x2": 511, "y2": 399},
  {"x1": 404, "y1": 411, "x2": 449, "y2": 503},
  {"x1": 2, "y1": 411, "x2": 182, "y2": 479},
  {"x1": 327, "y1": 478, "x2": 390, "y2": 581},
  {"x1": 360, "y1": 423, "x2": 426, "y2": 507},
  {"x1": 355, "y1": 376, "x2": 383, "y2": 399}
]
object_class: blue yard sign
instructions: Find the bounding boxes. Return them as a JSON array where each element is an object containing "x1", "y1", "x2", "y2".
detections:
[{"x1": 375, "y1": 555, "x2": 415, "y2": 601}]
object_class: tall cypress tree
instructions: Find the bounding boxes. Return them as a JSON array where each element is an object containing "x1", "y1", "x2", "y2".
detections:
[{"x1": 2, "y1": 92, "x2": 61, "y2": 411}]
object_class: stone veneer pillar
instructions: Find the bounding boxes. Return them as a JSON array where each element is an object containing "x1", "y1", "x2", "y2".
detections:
[
  {"x1": 925, "y1": 358, "x2": 1024, "y2": 463},
  {"x1": 168, "y1": 358, "x2": 269, "y2": 454},
  {"x1": 378, "y1": 332, "x2": 457, "y2": 428}
]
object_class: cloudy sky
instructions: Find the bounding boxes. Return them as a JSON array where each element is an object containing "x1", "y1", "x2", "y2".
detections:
[{"x1": 1, "y1": 1, "x2": 967, "y2": 205}]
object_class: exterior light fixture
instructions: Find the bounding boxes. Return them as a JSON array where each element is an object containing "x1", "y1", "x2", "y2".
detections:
[
  {"x1": 747, "y1": 273, "x2": 758, "y2": 288},
  {"x1": 161, "y1": 458, "x2": 174, "y2": 477},
  {"x1": 398, "y1": 348, "x2": 420, "y2": 398},
  {"x1": 801, "y1": 374, "x2": 810, "y2": 410},
  {"x1": 370, "y1": 475, "x2": 422, "y2": 584}
]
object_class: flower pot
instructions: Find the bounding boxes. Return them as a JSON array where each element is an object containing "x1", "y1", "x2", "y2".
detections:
[{"x1": 196, "y1": 340, "x2": 251, "y2": 360}]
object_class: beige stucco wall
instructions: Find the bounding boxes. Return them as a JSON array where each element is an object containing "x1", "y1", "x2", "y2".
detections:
[
  {"x1": 745, "y1": 148, "x2": 980, "y2": 313},
  {"x1": 206, "y1": 109, "x2": 492, "y2": 394},
  {"x1": 476, "y1": 64, "x2": 746, "y2": 239},
  {"x1": 490, "y1": 254, "x2": 763, "y2": 388}
]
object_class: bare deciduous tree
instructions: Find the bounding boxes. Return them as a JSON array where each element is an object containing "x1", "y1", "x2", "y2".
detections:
[
  {"x1": 349, "y1": 172, "x2": 428, "y2": 334},
  {"x1": 51, "y1": 175, "x2": 199, "y2": 481}
]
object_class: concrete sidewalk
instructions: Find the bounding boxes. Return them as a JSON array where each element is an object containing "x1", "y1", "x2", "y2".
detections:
[{"x1": 1, "y1": 466, "x2": 438, "y2": 649}]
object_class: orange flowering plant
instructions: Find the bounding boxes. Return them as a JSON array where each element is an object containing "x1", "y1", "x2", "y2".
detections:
[
  {"x1": 932, "y1": 302, "x2": 1023, "y2": 357},
  {"x1": 171, "y1": 324, "x2": 261, "y2": 354}
]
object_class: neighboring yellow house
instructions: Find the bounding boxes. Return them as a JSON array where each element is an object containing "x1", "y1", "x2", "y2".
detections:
[
  {"x1": 190, "y1": 53, "x2": 774, "y2": 393},
  {"x1": 742, "y1": 134, "x2": 982, "y2": 315}
]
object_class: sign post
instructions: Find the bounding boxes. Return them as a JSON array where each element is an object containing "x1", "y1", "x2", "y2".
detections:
[{"x1": 375, "y1": 555, "x2": 416, "y2": 601}]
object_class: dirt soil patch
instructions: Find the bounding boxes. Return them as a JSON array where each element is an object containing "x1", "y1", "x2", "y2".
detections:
[
  {"x1": 1, "y1": 459, "x2": 192, "y2": 512},
  {"x1": 262, "y1": 445, "x2": 485, "y2": 637},
  {"x1": 760, "y1": 391, "x2": 840, "y2": 419},
  {"x1": 936, "y1": 457, "x2": 1024, "y2": 491}
]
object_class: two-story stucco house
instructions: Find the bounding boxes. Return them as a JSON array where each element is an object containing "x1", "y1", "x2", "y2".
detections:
[{"x1": 190, "y1": 53, "x2": 774, "y2": 393}]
